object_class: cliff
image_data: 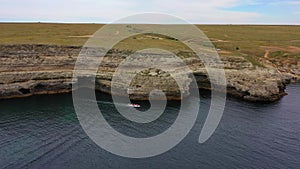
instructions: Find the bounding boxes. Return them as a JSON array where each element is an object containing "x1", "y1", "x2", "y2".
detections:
[{"x1": 0, "y1": 44, "x2": 296, "y2": 102}]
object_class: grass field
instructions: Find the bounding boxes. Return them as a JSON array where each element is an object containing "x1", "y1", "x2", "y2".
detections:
[{"x1": 0, "y1": 23, "x2": 299, "y2": 63}]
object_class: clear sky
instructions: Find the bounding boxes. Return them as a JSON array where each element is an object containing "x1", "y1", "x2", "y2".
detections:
[{"x1": 0, "y1": 0, "x2": 299, "y2": 24}]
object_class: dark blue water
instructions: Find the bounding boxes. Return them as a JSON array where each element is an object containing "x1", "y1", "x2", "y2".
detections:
[{"x1": 0, "y1": 83, "x2": 299, "y2": 169}]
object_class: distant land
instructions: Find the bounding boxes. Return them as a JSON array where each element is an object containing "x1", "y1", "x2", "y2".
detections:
[{"x1": 0, "y1": 23, "x2": 299, "y2": 101}]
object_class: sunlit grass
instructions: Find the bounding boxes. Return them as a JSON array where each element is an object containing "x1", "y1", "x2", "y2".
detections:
[{"x1": 0, "y1": 23, "x2": 299, "y2": 66}]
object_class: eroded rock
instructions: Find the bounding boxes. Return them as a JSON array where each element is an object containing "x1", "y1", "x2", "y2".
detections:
[{"x1": 0, "y1": 44, "x2": 295, "y2": 102}]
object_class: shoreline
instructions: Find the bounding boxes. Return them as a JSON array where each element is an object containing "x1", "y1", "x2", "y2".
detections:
[
  {"x1": 0, "y1": 44, "x2": 297, "y2": 102},
  {"x1": 1, "y1": 81, "x2": 297, "y2": 103}
]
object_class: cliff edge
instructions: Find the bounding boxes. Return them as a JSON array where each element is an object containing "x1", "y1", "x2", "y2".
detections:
[{"x1": 0, "y1": 44, "x2": 297, "y2": 102}]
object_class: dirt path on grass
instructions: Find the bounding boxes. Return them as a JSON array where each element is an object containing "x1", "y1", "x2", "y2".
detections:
[
  {"x1": 264, "y1": 50, "x2": 270, "y2": 58},
  {"x1": 261, "y1": 45, "x2": 300, "y2": 53}
]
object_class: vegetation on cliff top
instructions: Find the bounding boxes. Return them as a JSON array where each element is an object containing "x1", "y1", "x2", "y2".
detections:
[{"x1": 0, "y1": 23, "x2": 299, "y2": 66}]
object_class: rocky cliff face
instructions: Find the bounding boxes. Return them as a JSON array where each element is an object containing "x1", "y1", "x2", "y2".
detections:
[{"x1": 0, "y1": 44, "x2": 295, "y2": 102}]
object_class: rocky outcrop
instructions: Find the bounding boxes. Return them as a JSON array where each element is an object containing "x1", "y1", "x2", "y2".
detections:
[
  {"x1": 0, "y1": 44, "x2": 295, "y2": 102},
  {"x1": 225, "y1": 68, "x2": 291, "y2": 101},
  {"x1": 257, "y1": 56, "x2": 300, "y2": 82}
]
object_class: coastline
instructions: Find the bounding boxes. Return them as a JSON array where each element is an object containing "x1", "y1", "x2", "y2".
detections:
[{"x1": 0, "y1": 44, "x2": 297, "y2": 102}]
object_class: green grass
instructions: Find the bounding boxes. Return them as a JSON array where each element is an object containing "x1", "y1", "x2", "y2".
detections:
[
  {"x1": 0, "y1": 23, "x2": 103, "y2": 45},
  {"x1": 0, "y1": 23, "x2": 299, "y2": 65},
  {"x1": 243, "y1": 54, "x2": 264, "y2": 67},
  {"x1": 197, "y1": 25, "x2": 300, "y2": 58}
]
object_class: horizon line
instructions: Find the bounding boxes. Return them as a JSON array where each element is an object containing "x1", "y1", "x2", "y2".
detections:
[{"x1": 0, "y1": 21, "x2": 299, "y2": 26}]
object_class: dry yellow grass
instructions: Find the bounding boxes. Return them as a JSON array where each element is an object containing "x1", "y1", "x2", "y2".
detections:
[{"x1": 0, "y1": 23, "x2": 299, "y2": 64}]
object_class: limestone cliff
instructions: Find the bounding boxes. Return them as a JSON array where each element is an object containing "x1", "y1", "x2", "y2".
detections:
[{"x1": 0, "y1": 44, "x2": 296, "y2": 102}]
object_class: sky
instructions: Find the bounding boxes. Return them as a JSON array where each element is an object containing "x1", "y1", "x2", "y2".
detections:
[{"x1": 0, "y1": 0, "x2": 299, "y2": 24}]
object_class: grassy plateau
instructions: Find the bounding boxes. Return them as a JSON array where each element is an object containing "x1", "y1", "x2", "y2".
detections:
[{"x1": 0, "y1": 23, "x2": 299, "y2": 65}]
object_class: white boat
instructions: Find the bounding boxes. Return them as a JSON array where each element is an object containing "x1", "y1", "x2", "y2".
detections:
[{"x1": 128, "y1": 103, "x2": 141, "y2": 108}]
